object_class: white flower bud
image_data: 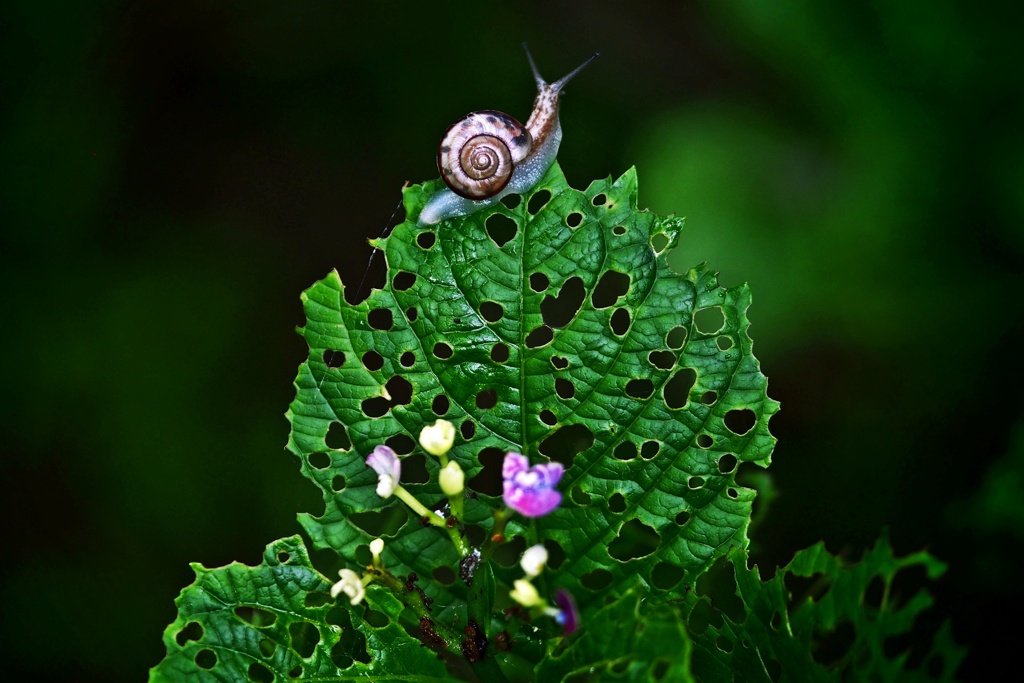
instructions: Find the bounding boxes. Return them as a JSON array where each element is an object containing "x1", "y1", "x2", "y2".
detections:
[
  {"x1": 330, "y1": 568, "x2": 365, "y2": 605},
  {"x1": 369, "y1": 538, "x2": 384, "y2": 559},
  {"x1": 439, "y1": 460, "x2": 465, "y2": 497},
  {"x1": 520, "y1": 544, "x2": 548, "y2": 578},
  {"x1": 419, "y1": 419, "x2": 456, "y2": 456},
  {"x1": 510, "y1": 579, "x2": 542, "y2": 608}
]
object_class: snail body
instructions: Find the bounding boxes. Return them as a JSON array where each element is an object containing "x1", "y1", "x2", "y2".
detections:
[{"x1": 418, "y1": 48, "x2": 597, "y2": 226}]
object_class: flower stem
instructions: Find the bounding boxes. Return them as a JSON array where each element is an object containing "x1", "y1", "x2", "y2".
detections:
[{"x1": 393, "y1": 486, "x2": 445, "y2": 527}]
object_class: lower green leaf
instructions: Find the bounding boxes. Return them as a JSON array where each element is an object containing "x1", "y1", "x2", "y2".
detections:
[{"x1": 149, "y1": 536, "x2": 451, "y2": 682}]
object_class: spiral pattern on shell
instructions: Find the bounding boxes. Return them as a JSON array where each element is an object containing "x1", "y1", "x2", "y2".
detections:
[{"x1": 438, "y1": 110, "x2": 533, "y2": 200}]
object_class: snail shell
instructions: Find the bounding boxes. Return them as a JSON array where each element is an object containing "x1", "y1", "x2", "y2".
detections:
[{"x1": 418, "y1": 47, "x2": 598, "y2": 225}]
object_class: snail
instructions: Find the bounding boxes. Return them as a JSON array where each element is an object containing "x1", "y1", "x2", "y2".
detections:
[{"x1": 417, "y1": 46, "x2": 598, "y2": 226}]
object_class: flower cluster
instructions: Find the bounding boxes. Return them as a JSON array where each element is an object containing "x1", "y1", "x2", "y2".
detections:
[
  {"x1": 507, "y1": 543, "x2": 579, "y2": 635},
  {"x1": 502, "y1": 452, "x2": 564, "y2": 517}
]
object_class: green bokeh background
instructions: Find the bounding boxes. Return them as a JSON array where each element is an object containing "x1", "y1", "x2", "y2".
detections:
[{"x1": 2, "y1": 1, "x2": 1021, "y2": 680}]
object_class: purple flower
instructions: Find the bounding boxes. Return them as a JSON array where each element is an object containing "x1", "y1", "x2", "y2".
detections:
[
  {"x1": 553, "y1": 589, "x2": 579, "y2": 635},
  {"x1": 502, "y1": 452, "x2": 564, "y2": 517},
  {"x1": 366, "y1": 445, "x2": 401, "y2": 498}
]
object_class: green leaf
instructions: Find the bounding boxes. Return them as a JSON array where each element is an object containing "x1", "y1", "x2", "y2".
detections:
[
  {"x1": 286, "y1": 161, "x2": 778, "y2": 620},
  {"x1": 149, "y1": 536, "x2": 450, "y2": 682},
  {"x1": 536, "y1": 588, "x2": 695, "y2": 682},
  {"x1": 682, "y1": 536, "x2": 965, "y2": 682}
]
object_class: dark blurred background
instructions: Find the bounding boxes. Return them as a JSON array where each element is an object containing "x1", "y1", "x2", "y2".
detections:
[{"x1": 2, "y1": 1, "x2": 1021, "y2": 680}]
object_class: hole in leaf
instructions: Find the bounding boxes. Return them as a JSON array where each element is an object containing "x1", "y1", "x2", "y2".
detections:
[
  {"x1": 491, "y1": 342, "x2": 510, "y2": 362},
  {"x1": 432, "y1": 566, "x2": 456, "y2": 585},
  {"x1": 717, "y1": 636, "x2": 734, "y2": 653},
  {"x1": 641, "y1": 440, "x2": 661, "y2": 460},
  {"x1": 666, "y1": 326, "x2": 687, "y2": 349},
  {"x1": 611, "y1": 658, "x2": 631, "y2": 675},
  {"x1": 433, "y1": 342, "x2": 453, "y2": 359},
  {"x1": 581, "y1": 568, "x2": 613, "y2": 590},
  {"x1": 235, "y1": 606, "x2": 277, "y2": 627},
  {"x1": 610, "y1": 308, "x2": 630, "y2": 336},
  {"x1": 385, "y1": 376, "x2": 412, "y2": 406},
  {"x1": 609, "y1": 492, "x2": 626, "y2": 513},
  {"x1": 323, "y1": 350, "x2": 344, "y2": 368},
  {"x1": 480, "y1": 301, "x2": 504, "y2": 323},
  {"x1": 664, "y1": 368, "x2": 696, "y2": 409},
  {"x1": 608, "y1": 519, "x2": 660, "y2": 560},
  {"x1": 529, "y1": 272, "x2": 549, "y2": 292},
  {"x1": 694, "y1": 307, "x2": 725, "y2": 335},
  {"x1": 325, "y1": 606, "x2": 351, "y2": 629},
  {"x1": 416, "y1": 231, "x2": 436, "y2": 249},
  {"x1": 539, "y1": 410, "x2": 557, "y2": 426},
  {"x1": 551, "y1": 355, "x2": 569, "y2": 369},
  {"x1": 528, "y1": 189, "x2": 551, "y2": 214},
  {"x1": 648, "y1": 350, "x2": 675, "y2": 370},
  {"x1": 696, "y1": 434, "x2": 713, "y2": 449},
  {"x1": 331, "y1": 475, "x2": 346, "y2": 492},
  {"x1": 500, "y1": 193, "x2": 521, "y2": 209},
  {"x1": 349, "y1": 506, "x2": 408, "y2": 537},
  {"x1": 195, "y1": 649, "x2": 216, "y2": 669},
  {"x1": 592, "y1": 270, "x2": 631, "y2": 309},
  {"x1": 461, "y1": 420, "x2": 476, "y2": 440},
  {"x1": 525, "y1": 325, "x2": 553, "y2": 348},
  {"x1": 475, "y1": 389, "x2": 498, "y2": 409},
  {"x1": 717, "y1": 335, "x2": 734, "y2": 351},
  {"x1": 700, "y1": 390, "x2": 718, "y2": 405},
  {"x1": 466, "y1": 447, "x2": 504, "y2": 496},
  {"x1": 175, "y1": 621, "x2": 203, "y2": 646},
  {"x1": 674, "y1": 510, "x2": 690, "y2": 526},
  {"x1": 361, "y1": 350, "x2": 384, "y2": 371},
  {"x1": 625, "y1": 378, "x2": 655, "y2": 399},
  {"x1": 259, "y1": 637, "x2": 276, "y2": 657},
  {"x1": 399, "y1": 351, "x2": 415, "y2": 367},
  {"x1": 612, "y1": 225, "x2": 626, "y2": 236},
  {"x1": 308, "y1": 452, "x2": 331, "y2": 470},
  {"x1": 541, "y1": 276, "x2": 585, "y2": 328},
  {"x1": 725, "y1": 408, "x2": 756, "y2": 436},
  {"x1": 591, "y1": 193, "x2": 607, "y2": 206},
  {"x1": 718, "y1": 454, "x2": 738, "y2": 474},
  {"x1": 393, "y1": 271, "x2": 416, "y2": 291},
  {"x1": 651, "y1": 562, "x2": 684, "y2": 590},
  {"x1": 539, "y1": 423, "x2": 594, "y2": 467},
  {"x1": 363, "y1": 608, "x2": 389, "y2": 628},
  {"x1": 555, "y1": 377, "x2": 575, "y2": 400},
  {"x1": 407, "y1": 307, "x2": 418, "y2": 321},
  {"x1": 651, "y1": 659, "x2": 670, "y2": 681},
  {"x1": 686, "y1": 599, "x2": 714, "y2": 635},
  {"x1": 566, "y1": 211, "x2": 583, "y2": 228},
  {"x1": 332, "y1": 629, "x2": 369, "y2": 667},
  {"x1": 288, "y1": 666, "x2": 302, "y2": 679},
  {"x1": 432, "y1": 394, "x2": 450, "y2": 416},
  {"x1": 688, "y1": 476, "x2": 705, "y2": 489},
  {"x1": 812, "y1": 619, "x2": 855, "y2": 666},
  {"x1": 368, "y1": 308, "x2": 393, "y2": 331},
  {"x1": 614, "y1": 441, "x2": 637, "y2": 461},
  {"x1": 492, "y1": 535, "x2": 526, "y2": 567},
  {"x1": 571, "y1": 485, "x2": 591, "y2": 505},
  {"x1": 651, "y1": 233, "x2": 669, "y2": 252},
  {"x1": 864, "y1": 575, "x2": 885, "y2": 609},
  {"x1": 727, "y1": 488, "x2": 739, "y2": 499},
  {"x1": 385, "y1": 433, "x2": 415, "y2": 455},
  {"x1": 277, "y1": 551, "x2": 290, "y2": 564},
  {"x1": 399, "y1": 454, "x2": 429, "y2": 484},
  {"x1": 888, "y1": 564, "x2": 928, "y2": 611},
  {"x1": 361, "y1": 396, "x2": 389, "y2": 418},
  {"x1": 289, "y1": 621, "x2": 321, "y2": 659},
  {"x1": 304, "y1": 592, "x2": 329, "y2": 608},
  {"x1": 544, "y1": 539, "x2": 566, "y2": 569},
  {"x1": 485, "y1": 213, "x2": 518, "y2": 247}
]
